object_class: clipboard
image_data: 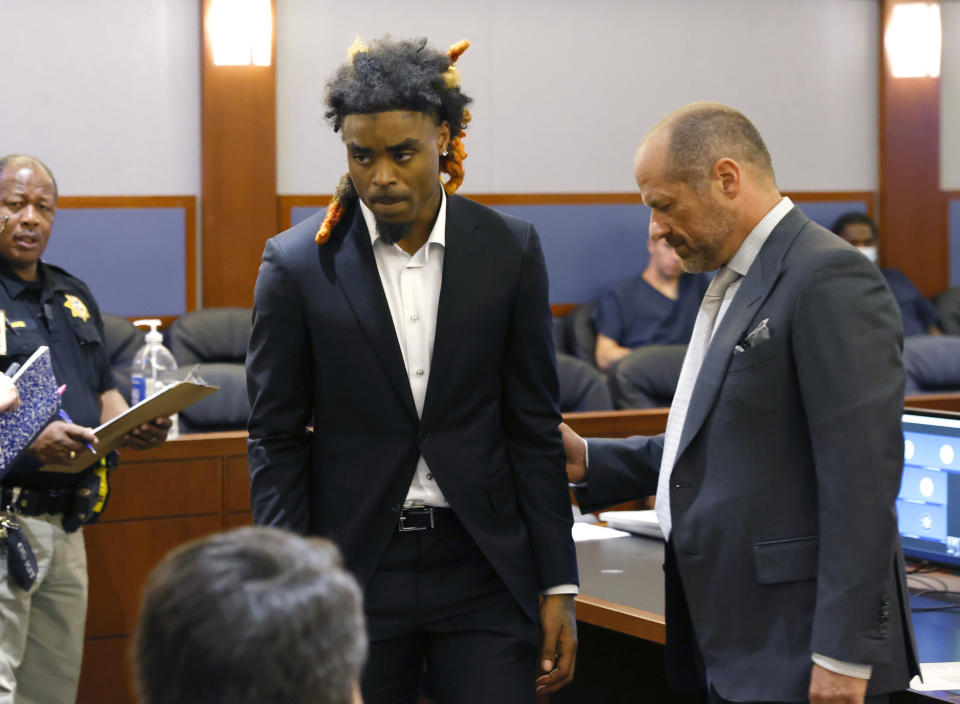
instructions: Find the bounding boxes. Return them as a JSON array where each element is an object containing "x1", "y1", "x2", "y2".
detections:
[{"x1": 40, "y1": 380, "x2": 218, "y2": 473}]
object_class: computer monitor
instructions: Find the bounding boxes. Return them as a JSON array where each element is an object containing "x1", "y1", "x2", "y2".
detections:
[{"x1": 897, "y1": 409, "x2": 960, "y2": 569}]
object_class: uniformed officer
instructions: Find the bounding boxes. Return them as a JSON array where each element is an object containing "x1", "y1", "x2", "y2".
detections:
[{"x1": 0, "y1": 154, "x2": 171, "y2": 704}]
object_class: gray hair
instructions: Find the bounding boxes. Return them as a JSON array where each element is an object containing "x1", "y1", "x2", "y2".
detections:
[
  {"x1": 657, "y1": 102, "x2": 774, "y2": 188},
  {"x1": 134, "y1": 526, "x2": 367, "y2": 704}
]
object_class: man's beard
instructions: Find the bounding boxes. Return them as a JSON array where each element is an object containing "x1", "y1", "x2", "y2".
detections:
[
  {"x1": 376, "y1": 219, "x2": 413, "y2": 245},
  {"x1": 680, "y1": 201, "x2": 738, "y2": 274}
]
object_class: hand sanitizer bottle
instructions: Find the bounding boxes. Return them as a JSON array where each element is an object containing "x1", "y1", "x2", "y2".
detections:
[{"x1": 130, "y1": 319, "x2": 179, "y2": 439}]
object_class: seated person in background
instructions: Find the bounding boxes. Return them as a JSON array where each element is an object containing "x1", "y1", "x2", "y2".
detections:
[
  {"x1": 0, "y1": 374, "x2": 17, "y2": 412},
  {"x1": 593, "y1": 224, "x2": 709, "y2": 408},
  {"x1": 832, "y1": 212, "x2": 941, "y2": 336},
  {"x1": 134, "y1": 526, "x2": 366, "y2": 704},
  {"x1": 557, "y1": 353, "x2": 613, "y2": 411},
  {"x1": 593, "y1": 227, "x2": 709, "y2": 370}
]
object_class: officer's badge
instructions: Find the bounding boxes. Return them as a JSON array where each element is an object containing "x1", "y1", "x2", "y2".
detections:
[{"x1": 63, "y1": 294, "x2": 90, "y2": 322}]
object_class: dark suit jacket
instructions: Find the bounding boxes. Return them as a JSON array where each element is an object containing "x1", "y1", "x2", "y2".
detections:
[
  {"x1": 576, "y1": 207, "x2": 920, "y2": 700},
  {"x1": 246, "y1": 195, "x2": 577, "y2": 622}
]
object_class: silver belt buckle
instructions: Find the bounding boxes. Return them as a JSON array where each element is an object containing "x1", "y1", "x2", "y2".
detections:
[{"x1": 398, "y1": 507, "x2": 434, "y2": 532}]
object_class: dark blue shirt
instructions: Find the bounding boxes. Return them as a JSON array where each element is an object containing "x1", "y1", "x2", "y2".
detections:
[
  {"x1": 0, "y1": 259, "x2": 115, "y2": 490},
  {"x1": 592, "y1": 272, "x2": 709, "y2": 348},
  {"x1": 881, "y1": 268, "x2": 939, "y2": 337}
]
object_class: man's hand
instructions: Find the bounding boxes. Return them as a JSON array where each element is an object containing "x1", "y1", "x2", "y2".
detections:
[
  {"x1": 0, "y1": 374, "x2": 18, "y2": 412},
  {"x1": 121, "y1": 416, "x2": 172, "y2": 450},
  {"x1": 536, "y1": 594, "x2": 577, "y2": 694},
  {"x1": 28, "y1": 420, "x2": 98, "y2": 466},
  {"x1": 559, "y1": 422, "x2": 586, "y2": 484},
  {"x1": 809, "y1": 663, "x2": 869, "y2": 704}
]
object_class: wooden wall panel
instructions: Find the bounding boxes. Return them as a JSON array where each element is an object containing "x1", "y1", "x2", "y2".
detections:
[
  {"x1": 84, "y1": 515, "x2": 223, "y2": 638},
  {"x1": 879, "y1": 0, "x2": 947, "y2": 297},
  {"x1": 201, "y1": 0, "x2": 277, "y2": 308},
  {"x1": 103, "y1": 458, "x2": 221, "y2": 521},
  {"x1": 78, "y1": 636, "x2": 136, "y2": 704},
  {"x1": 226, "y1": 455, "x2": 252, "y2": 512}
]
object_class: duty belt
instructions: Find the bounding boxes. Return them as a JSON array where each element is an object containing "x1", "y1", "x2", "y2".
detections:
[{"x1": 1, "y1": 486, "x2": 74, "y2": 516}]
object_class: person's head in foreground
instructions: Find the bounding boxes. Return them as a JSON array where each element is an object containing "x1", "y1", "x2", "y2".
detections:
[{"x1": 134, "y1": 526, "x2": 366, "y2": 704}]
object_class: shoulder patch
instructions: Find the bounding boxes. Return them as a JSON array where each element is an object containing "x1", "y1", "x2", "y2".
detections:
[{"x1": 63, "y1": 294, "x2": 91, "y2": 322}]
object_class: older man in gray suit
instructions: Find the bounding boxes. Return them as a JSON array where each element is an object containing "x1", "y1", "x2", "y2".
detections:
[{"x1": 562, "y1": 103, "x2": 919, "y2": 704}]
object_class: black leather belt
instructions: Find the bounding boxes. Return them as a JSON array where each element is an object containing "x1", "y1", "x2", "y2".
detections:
[
  {"x1": 397, "y1": 506, "x2": 453, "y2": 532},
  {"x1": 1, "y1": 486, "x2": 74, "y2": 516}
]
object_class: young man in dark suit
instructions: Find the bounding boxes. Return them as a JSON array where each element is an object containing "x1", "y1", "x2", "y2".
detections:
[
  {"x1": 246, "y1": 37, "x2": 578, "y2": 704},
  {"x1": 562, "y1": 103, "x2": 919, "y2": 704}
]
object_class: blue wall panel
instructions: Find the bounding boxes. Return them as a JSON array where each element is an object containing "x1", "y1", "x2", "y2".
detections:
[
  {"x1": 291, "y1": 199, "x2": 870, "y2": 304},
  {"x1": 493, "y1": 204, "x2": 650, "y2": 303},
  {"x1": 792, "y1": 201, "x2": 866, "y2": 230},
  {"x1": 951, "y1": 199, "x2": 960, "y2": 287},
  {"x1": 43, "y1": 208, "x2": 187, "y2": 316}
]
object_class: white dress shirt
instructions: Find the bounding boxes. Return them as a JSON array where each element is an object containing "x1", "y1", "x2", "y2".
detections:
[
  {"x1": 360, "y1": 193, "x2": 449, "y2": 508},
  {"x1": 359, "y1": 192, "x2": 577, "y2": 597}
]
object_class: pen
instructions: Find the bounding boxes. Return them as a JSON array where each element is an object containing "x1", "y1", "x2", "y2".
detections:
[{"x1": 56, "y1": 386, "x2": 97, "y2": 456}]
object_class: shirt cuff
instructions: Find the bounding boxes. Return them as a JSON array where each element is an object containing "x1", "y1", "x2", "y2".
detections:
[
  {"x1": 541, "y1": 584, "x2": 579, "y2": 596},
  {"x1": 811, "y1": 652, "x2": 872, "y2": 680}
]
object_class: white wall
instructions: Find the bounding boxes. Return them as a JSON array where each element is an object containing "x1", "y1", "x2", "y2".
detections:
[
  {"x1": 277, "y1": 0, "x2": 878, "y2": 194},
  {"x1": 0, "y1": 0, "x2": 200, "y2": 196},
  {"x1": 942, "y1": 0, "x2": 960, "y2": 190}
]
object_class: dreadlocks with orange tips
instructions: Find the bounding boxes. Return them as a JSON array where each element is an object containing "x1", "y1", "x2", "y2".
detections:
[{"x1": 315, "y1": 37, "x2": 473, "y2": 245}]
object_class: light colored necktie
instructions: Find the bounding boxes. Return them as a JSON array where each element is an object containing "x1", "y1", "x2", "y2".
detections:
[{"x1": 655, "y1": 266, "x2": 740, "y2": 540}]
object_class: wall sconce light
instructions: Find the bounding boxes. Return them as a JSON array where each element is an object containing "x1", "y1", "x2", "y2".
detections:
[
  {"x1": 208, "y1": 0, "x2": 273, "y2": 67},
  {"x1": 885, "y1": 2, "x2": 941, "y2": 78}
]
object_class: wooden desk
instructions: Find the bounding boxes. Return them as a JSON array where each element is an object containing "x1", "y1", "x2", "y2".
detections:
[
  {"x1": 566, "y1": 535, "x2": 960, "y2": 704},
  {"x1": 75, "y1": 398, "x2": 960, "y2": 702},
  {"x1": 78, "y1": 431, "x2": 251, "y2": 704},
  {"x1": 562, "y1": 393, "x2": 960, "y2": 442}
]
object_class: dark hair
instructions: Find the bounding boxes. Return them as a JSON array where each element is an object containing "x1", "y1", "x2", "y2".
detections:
[
  {"x1": 659, "y1": 103, "x2": 774, "y2": 188},
  {"x1": 315, "y1": 37, "x2": 472, "y2": 245},
  {"x1": 831, "y1": 211, "x2": 877, "y2": 239},
  {"x1": 0, "y1": 154, "x2": 58, "y2": 199},
  {"x1": 134, "y1": 527, "x2": 366, "y2": 704},
  {"x1": 325, "y1": 37, "x2": 471, "y2": 136}
]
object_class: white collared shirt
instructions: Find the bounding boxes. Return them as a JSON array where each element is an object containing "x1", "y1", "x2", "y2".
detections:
[
  {"x1": 710, "y1": 196, "x2": 794, "y2": 334},
  {"x1": 359, "y1": 192, "x2": 449, "y2": 508}
]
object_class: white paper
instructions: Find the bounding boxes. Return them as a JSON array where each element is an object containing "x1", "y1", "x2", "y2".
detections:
[
  {"x1": 599, "y1": 510, "x2": 665, "y2": 540},
  {"x1": 910, "y1": 661, "x2": 960, "y2": 690},
  {"x1": 572, "y1": 523, "x2": 630, "y2": 542}
]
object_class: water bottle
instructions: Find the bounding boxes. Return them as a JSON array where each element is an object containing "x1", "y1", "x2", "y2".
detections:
[{"x1": 130, "y1": 319, "x2": 180, "y2": 439}]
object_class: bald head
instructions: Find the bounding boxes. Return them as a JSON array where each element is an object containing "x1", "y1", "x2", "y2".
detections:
[
  {"x1": 0, "y1": 155, "x2": 57, "y2": 200},
  {"x1": 647, "y1": 102, "x2": 775, "y2": 191}
]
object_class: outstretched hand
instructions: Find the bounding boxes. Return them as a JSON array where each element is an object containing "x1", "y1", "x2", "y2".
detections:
[{"x1": 559, "y1": 422, "x2": 586, "y2": 483}]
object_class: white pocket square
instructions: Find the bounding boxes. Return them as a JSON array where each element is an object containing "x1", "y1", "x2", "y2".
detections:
[{"x1": 734, "y1": 318, "x2": 771, "y2": 353}]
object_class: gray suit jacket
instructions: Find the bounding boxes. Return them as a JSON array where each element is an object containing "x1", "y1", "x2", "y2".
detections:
[{"x1": 576, "y1": 207, "x2": 920, "y2": 700}]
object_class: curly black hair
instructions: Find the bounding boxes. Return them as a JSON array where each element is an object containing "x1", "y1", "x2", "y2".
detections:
[
  {"x1": 314, "y1": 37, "x2": 472, "y2": 245},
  {"x1": 324, "y1": 37, "x2": 472, "y2": 135}
]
